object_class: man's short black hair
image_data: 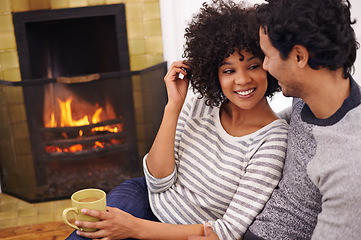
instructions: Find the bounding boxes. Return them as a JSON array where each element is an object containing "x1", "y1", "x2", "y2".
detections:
[{"x1": 256, "y1": 0, "x2": 359, "y2": 79}]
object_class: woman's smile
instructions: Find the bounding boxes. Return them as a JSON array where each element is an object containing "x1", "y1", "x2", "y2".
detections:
[{"x1": 235, "y1": 88, "x2": 256, "y2": 97}]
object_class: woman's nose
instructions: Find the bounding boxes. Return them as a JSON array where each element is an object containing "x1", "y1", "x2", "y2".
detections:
[{"x1": 234, "y1": 72, "x2": 252, "y2": 85}]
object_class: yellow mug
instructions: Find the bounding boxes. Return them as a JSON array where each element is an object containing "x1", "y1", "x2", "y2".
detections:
[{"x1": 62, "y1": 188, "x2": 106, "y2": 232}]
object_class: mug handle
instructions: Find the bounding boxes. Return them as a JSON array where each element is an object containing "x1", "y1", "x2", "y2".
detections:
[{"x1": 62, "y1": 207, "x2": 80, "y2": 230}]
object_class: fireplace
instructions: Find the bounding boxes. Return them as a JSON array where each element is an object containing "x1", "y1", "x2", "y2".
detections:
[{"x1": 0, "y1": 4, "x2": 167, "y2": 202}]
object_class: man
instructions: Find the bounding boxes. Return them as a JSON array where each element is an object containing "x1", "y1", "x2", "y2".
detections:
[{"x1": 189, "y1": 0, "x2": 361, "y2": 239}]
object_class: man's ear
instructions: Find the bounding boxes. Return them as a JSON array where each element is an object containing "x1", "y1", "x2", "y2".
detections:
[{"x1": 292, "y1": 45, "x2": 309, "y2": 68}]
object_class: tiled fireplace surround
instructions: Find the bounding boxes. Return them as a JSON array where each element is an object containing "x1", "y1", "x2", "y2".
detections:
[{"x1": 0, "y1": 0, "x2": 166, "y2": 202}]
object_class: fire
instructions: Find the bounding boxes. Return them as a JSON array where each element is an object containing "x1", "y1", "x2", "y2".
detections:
[
  {"x1": 44, "y1": 97, "x2": 124, "y2": 154},
  {"x1": 45, "y1": 98, "x2": 119, "y2": 132}
]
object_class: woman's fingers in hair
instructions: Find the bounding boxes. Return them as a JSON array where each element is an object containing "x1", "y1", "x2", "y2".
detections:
[{"x1": 165, "y1": 61, "x2": 191, "y2": 81}]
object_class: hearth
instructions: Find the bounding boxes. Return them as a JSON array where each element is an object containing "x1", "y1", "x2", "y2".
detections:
[{"x1": 0, "y1": 4, "x2": 167, "y2": 202}]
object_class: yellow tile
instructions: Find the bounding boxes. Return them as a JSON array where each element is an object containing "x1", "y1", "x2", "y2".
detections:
[
  {"x1": 55, "y1": 199, "x2": 72, "y2": 207},
  {"x1": 2, "y1": 68, "x2": 21, "y2": 81},
  {"x1": 0, "y1": 201, "x2": 18, "y2": 212},
  {"x1": 17, "y1": 199, "x2": 33, "y2": 209},
  {"x1": 88, "y1": 0, "x2": 105, "y2": 5},
  {"x1": 0, "y1": 0, "x2": 11, "y2": 13},
  {"x1": 127, "y1": 21, "x2": 144, "y2": 38},
  {"x1": 128, "y1": 38, "x2": 146, "y2": 55},
  {"x1": 69, "y1": 0, "x2": 88, "y2": 8},
  {"x1": 130, "y1": 54, "x2": 147, "y2": 71},
  {"x1": 16, "y1": 156, "x2": 35, "y2": 175},
  {"x1": 144, "y1": 19, "x2": 161, "y2": 36},
  {"x1": 55, "y1": 210, "x2": 64, "y2": 221},
  {"x1": 126, "y1": 3, "x2": 144, "y2": 20},
  {"x1": 0, "y1": 210, "x2": 17, "y2": 219},
  {"x1": 55, "y1": 200, "x2": 72, "y2": 213},
  {"x1": 126, "y1": 0, "x2": 144, "y2": 2},
  {"x1": 0, "y1": 32, "x2": 16, "y2": 50},
  {"x1": 0, "y1": 51, "x2": 19, "y2": 69},
  {"x1": 11, "y1": 0, "x2": 30, "y2": 12},
  {"x1": 4, "y1": 86, "x2": 24, "y2": 104},
  {"x1": 50, "y1": 0, "x2": 70, "y2": 9},
  {"x1": 106, "y1": 0, "x2": 124, "y2": 4},
  {"x1": 0, "y1": 218, "x2": 16, "y2": 229},
  {"x1": 131, "y1": 75, "x2": 141, "y2": 91},
  {"x1": 8, "y1": 104, "x2": 27, "y2": 122},
  {"x1": 14, "y1": 148, "x2": 31, "y2": 165},
  {"x1": 133, "y1": 90, "x2": 144, "y2": 109},
  {"x1": 0, "y1": 193, "x2": 18, "y2": 204},
  {"x1": 36, "y1": 213, "x2": 55, "y2": 224},
  {"x1": 146, "y1": 54, "x2": 163, "y2": 67},
  {"x1": 11, "y1": 121, "x2": 29, "y2": 140},
  {"x1": 17, "y1": 215, "x2": 36, "y2": 226},
  {"x1": 134, "y1": 104, "x2": 144, "y2": 123},
  {"x1": 144, "y1": 1, "x2": 160, "y2": 19},
  {"x1": 18, "y1": 207, "x2": 36, "y2": 217},
  {"x1": 37, "y1": 201, "x2": 56, "y2": 213},
  {"x1": 37, "y1": 201, "x2": 56, "y2": 207},
  {"x1": 145, "y1": 36, "x2": 162, "y2": 54},
  {"x1": 29, "y1": 0, "x2": 50, "y2": 10},
  {"x1": 37, "y1": 206, "x2": 57, "y2": 216}
]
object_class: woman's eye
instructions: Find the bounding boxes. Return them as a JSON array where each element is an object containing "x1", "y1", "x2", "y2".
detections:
[
  {"x1": 223, "y1": 69, "x2": 235, "y2": 74},
  {"x1": 249, "y1": 64, "x2": 260, "y2": 70}
]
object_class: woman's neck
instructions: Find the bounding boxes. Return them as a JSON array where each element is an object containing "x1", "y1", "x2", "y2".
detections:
[{"x1": 219, "y1": 98, "x2": 278, "y2": 137}]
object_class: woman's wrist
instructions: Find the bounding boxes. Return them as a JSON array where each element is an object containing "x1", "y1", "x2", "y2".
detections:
[
  {"x1": 127, "y1": 215, "x2": 145, "y2": 239},
  {"x1": 165, "y1": 101, "x2": 183, "y2": 114},
  {"x1": 132, "y1": 218, "x2": 160, "y2": 240}
]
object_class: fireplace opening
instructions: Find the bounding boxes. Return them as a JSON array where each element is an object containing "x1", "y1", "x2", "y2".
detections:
[
  {"x1": 14, "y1": 4, "x2": 130, "y2": 80},
  {"x1": 2, "y1": 4, "x2": 168, "y2": 202},
  {"x1": 26, "y1": 15, "x2": 122, "y2": 78}
]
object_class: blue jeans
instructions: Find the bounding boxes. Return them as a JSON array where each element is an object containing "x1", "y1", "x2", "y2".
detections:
[{"x1": 66, "y1": 177, "x2": 159, "y2": 240}]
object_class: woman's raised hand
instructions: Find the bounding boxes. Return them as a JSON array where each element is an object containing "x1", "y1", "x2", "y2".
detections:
[{"x1": 164, "y1": 61, "x2": 190, "y2": 107}]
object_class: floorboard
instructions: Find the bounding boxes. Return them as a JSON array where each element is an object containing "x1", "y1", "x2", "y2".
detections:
[{"x1": 0, "y1": 221, "x2": 74, "y2": 240}]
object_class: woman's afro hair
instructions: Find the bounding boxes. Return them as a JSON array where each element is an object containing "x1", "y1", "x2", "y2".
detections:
[{"x1": 183, "y1": 0, "x2": 280, "y2": 106}]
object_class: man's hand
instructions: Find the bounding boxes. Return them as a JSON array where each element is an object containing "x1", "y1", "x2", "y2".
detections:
[{"x1": 188, "y1": 222, "x2": 220, "y2": 240}]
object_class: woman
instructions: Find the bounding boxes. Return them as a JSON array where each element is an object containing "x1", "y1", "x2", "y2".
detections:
[{"x1": 68, "y1": 1, "x2": 288, "y2": 239}]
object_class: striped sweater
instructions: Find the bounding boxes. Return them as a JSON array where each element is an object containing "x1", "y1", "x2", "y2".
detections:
[{"x1": 143, "y1": 95, "x2": 289, "y2": 240}]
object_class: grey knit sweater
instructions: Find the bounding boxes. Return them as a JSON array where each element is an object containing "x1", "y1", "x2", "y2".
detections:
[{"x1": 246, "y1": 77, "x2": 361, "y2": 240}]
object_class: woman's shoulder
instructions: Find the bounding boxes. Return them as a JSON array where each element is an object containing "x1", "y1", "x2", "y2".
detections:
[
  {"x1": 267, "y1": 118, "x2": 289, "y2": 132},
  {"x1": 254, "y1": 118, "x2": 289, "y2": 139},
  {"x1": 183, "y1": 92, "x2": 218, "y2": 118}
]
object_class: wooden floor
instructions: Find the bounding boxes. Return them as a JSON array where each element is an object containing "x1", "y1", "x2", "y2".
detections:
[{"x1": 0, "y1": 221, "x2": 74, "y2": 240}]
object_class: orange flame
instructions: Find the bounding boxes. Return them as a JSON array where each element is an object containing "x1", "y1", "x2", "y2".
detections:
[
  {"x1": 45, "y1": 98, "x2": 120, "y2": 133},
  {"x1": 44, "y1": 97, "x2": 123, "y2": 154}
]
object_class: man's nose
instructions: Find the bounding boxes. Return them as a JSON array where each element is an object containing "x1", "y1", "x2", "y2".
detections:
[{"x1": 263, "y1": 58, "x2": 269, "y2": 71}]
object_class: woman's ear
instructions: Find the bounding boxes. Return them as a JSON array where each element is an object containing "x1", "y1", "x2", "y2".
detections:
[{"x1": 293, "y1": 45, "x2": 309, "y2": 68}]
